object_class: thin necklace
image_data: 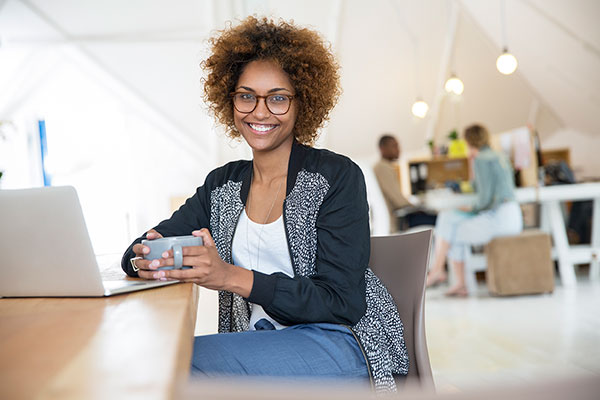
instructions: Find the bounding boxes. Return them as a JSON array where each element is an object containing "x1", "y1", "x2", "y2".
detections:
[{"x1": 246, "y1": 177, "x2": 284, "y2": 270}]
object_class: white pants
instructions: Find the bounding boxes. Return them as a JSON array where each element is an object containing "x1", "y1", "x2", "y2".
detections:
[{"x1": 435, "y1": 201, "x2": 523, "y2": 262}]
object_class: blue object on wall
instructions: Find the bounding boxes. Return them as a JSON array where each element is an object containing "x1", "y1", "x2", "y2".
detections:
[{"x1": 38, "y1": 119, "x2": 51, "y2": 186}]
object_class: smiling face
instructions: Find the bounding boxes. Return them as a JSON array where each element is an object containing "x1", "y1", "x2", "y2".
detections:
[{"x1": 233, "y1": 60, "x2": 298, "y2": 154}]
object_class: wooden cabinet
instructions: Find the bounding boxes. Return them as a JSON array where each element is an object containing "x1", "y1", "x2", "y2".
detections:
[
  {"x1": 408, "y1": 157, "x2": 469, "y2": 194},
  {"x1": 541, "y1": 148, "x2": 570, "y2": 167}
]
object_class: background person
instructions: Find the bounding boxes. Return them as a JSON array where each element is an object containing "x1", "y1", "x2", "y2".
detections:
[
  {"x1": 374, "y1": 134, "x2": 437, "y2": 232},
  {"x1": 121, "y1": 17, "x2": 408, "y2": 392},
  {"x1": 426, "y1": 124, "x2": 523, "y2": 296}
]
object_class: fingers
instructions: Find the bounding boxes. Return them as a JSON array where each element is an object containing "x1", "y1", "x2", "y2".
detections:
[
  {"x1": 131, "y1": 256, "x2": 153, "y2": 271},
  {"x1": 160, "y1": 267, "x2": 203, "y2": 281},
  {"x1": 139, "y1": 261, "x2": 202, "y2": 281},
  {"x1": 132, "y1": 243, "x2": 151, "y2": 257},
  {"x1": 193, "y1": 228, "x2": 216, "y2": 247},
  {"x1": 146, "y1": 229, "x2": 163, "y2": 240},
  {"x1": 137, "y1": 269, "x2": 164, "y2": 280},
  {"x1": 138, "y1": 268, "x2": 179, "y2": 281},
  {"x1": 156, "y1": 244, "x2": 208, "y2": 262},
  {"x1": 133, "y1": 229, "x2": 163, "y2": 257},
  {"x1": 134, "y1": 257, "x2": 163, "y2": 281},
  {"x1": 137, "y1": 229, "x2": 214, "y2": 279},
  {"x1": 146, "y1": 252, "x2": 207, "y2": 270}
]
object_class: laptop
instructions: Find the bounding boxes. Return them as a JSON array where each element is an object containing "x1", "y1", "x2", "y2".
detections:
[{"x1": 0, "y1": 186, "x2": 177, "y2": 297}]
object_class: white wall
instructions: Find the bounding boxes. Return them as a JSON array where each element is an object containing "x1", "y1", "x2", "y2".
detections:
[
  {"x1": 0, "y1": 46, "x2": 214, "y2": 254},
  {"x1": 325, "y1": 0, "x2": 448, "y2": 159}
]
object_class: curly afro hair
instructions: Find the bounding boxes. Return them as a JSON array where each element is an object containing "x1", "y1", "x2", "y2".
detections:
[{"x1": 202, "y1": 16, "x2": 341, "y2": 146}]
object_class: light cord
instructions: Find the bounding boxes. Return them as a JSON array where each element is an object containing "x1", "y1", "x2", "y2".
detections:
[{"x1": 500, "y1": 0, "x2": 508, "y2": 49}]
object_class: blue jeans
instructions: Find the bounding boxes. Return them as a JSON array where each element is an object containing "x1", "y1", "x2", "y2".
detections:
[{"x1": 190, "y1": 322, "x2": 369, "y2": 383}]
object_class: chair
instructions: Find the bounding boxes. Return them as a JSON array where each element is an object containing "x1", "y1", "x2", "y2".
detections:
[{"x1": 369, "y1": 230, "x2": 435, "y2": 390}]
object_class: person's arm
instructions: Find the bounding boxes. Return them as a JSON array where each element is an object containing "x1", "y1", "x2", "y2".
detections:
[
  {"x1": 248, "y1": 161, "x2": 370, "y2": 326},
  {"x1": 374, "y1": 163, "x2": 410, "y2": 209},
  {"x1": 121, "y1": 180, "x2": 211, "y2": 277}
]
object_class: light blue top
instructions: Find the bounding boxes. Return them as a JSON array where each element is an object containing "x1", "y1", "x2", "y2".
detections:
[{"x1": 472, "y1": 146, "x2": 516, "y2": 213}]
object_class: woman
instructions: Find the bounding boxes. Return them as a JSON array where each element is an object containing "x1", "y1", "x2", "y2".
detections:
[
  {"x1": 426, "y1": 124, "x2": 523, "y2": 296},
  {"x1": 121, "y1": 17, "x2": 408, "y2": 392}
]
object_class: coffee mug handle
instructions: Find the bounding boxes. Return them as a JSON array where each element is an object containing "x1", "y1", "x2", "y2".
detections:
[{"x1": 173, "y1": 244, "x2": 183, "y2": 269}]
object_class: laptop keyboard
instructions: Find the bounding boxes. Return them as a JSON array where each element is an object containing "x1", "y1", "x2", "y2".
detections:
[{"x1": 95, "y1": 254, "x2": 125, "y2": 280}]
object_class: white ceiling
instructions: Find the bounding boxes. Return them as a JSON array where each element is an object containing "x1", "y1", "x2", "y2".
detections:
[
  {"x1": 461, "y1": 0, "x2": 600, "y2": 135},
  {"x1": 1, "y1": 0, "x2": 598, "y2": 162}
]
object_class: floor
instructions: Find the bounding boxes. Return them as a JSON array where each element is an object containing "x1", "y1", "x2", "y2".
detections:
[{"x1": 425, "y1": 270, "x2": 600, "y2": 393}]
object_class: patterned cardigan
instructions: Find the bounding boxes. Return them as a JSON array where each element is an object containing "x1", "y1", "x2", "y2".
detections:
[{"x1": 122, "y1": 141, "x2": 408, "y2": 391}]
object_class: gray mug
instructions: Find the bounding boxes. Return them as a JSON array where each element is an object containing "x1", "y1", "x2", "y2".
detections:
[{"x1": 142, "y1": 235, "x2": 203, "y2": 270}]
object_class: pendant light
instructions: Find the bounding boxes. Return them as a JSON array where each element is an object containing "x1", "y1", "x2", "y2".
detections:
[
  {"x1": 444, "y1": 17, "x2": 464, "y2": 96},
  {"x1": 411, "y1": 38, "x2": 428, "y2": 118},
  {"x1": 444, "y1": 74, "x2": 464, "y2": 95},
  {"x1": 497, "y1": 0, "x2": 518, "y2": 75},
  {"x1": 496, "y1": 48, "x2": 518, "y2": 75},
  {"x1": 411, "y1": 99, "x2": 429, "y2": 119},
  {"x1": 388, "y1": 0, "x2": 429, "y2": 118}
]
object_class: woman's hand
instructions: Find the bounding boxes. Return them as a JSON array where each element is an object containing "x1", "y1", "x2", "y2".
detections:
[
  {"x1": 145, "y1": 228, "x2": 254, "y2": 297},
  {"x1": 131, "y1": 229, "x2": 163, "y2": 276}
]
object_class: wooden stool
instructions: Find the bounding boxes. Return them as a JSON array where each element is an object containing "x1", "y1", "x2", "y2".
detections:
[{"x1": 486, "y1": 230, "x2": 554, "y2": 296}]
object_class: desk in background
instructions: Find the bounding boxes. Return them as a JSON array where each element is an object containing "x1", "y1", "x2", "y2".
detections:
[
  {"x1": 422, "y1": 182, "x2": 600, "y2": 287},
  {"x1": 0, "y1": 268, "x2": 198, "y2": 400},
  {"x1": 408, "y1": 146, "x2": 572, "y2": 195}
]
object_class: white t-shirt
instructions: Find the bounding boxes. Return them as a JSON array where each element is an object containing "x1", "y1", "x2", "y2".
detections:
[{"x1": 231, "y1": 209, "x2": 294, "y2": 330}]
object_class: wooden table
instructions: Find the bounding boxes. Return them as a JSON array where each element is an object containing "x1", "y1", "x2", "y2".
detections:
[
  {"x1": 421, "y1": 182, "x2": 600, "y2": 287},
  {"x1": 0, "y1": 269, "x2": 198, "y2": 400}
]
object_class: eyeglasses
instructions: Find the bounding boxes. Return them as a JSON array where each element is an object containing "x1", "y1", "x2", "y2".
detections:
[{"x1": 230, "y1": 92, "x2": 295, "y2": 115}]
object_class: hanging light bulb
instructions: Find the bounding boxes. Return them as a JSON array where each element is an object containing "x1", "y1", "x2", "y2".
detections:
[
  {"x1": 444, "y1": 74, "x2": 464, "y2": 95},
  {"x1": 496, "y1": 0, "x2": 518, "y2": 75},
  {"x1": 496, "y1": 48, "x2": 518, "y2": 75},
  {"x1": 411, "y1": 99, "x2": 429, "y2": 118}
]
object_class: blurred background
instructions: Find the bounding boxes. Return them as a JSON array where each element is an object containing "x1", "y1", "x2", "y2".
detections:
[{"x1": 0, "y1": 0, "x2": 599, "y2": 252}]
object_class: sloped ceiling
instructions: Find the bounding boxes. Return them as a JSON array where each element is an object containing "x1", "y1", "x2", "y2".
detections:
[
  {"x1": 460, "y1": 0, "x2": 600, "y2": 136},
  {"x1": 1, "y1": 0, "x2": 598, "y2": 163}
]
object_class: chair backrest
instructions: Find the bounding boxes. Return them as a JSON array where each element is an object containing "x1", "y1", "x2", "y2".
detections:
[{"x1": 369, "y1": 230, "x2": 434, "y2": 389}]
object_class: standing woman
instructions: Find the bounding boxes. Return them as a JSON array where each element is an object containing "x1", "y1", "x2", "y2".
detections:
[
  {"x1": 426, "y1": 124, "x2": 523, "y2": 296},
  {"x1": 121, "y1": 17, "x2": 408, "y2": 391}
]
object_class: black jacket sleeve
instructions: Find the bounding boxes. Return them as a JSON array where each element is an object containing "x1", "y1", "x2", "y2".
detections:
[
  {"x1": 247, "y1": 160, "x2": 370, "y2": 326},
  {"x1": 120, "y1": 180, "x2": 212, "y2": 277}
]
